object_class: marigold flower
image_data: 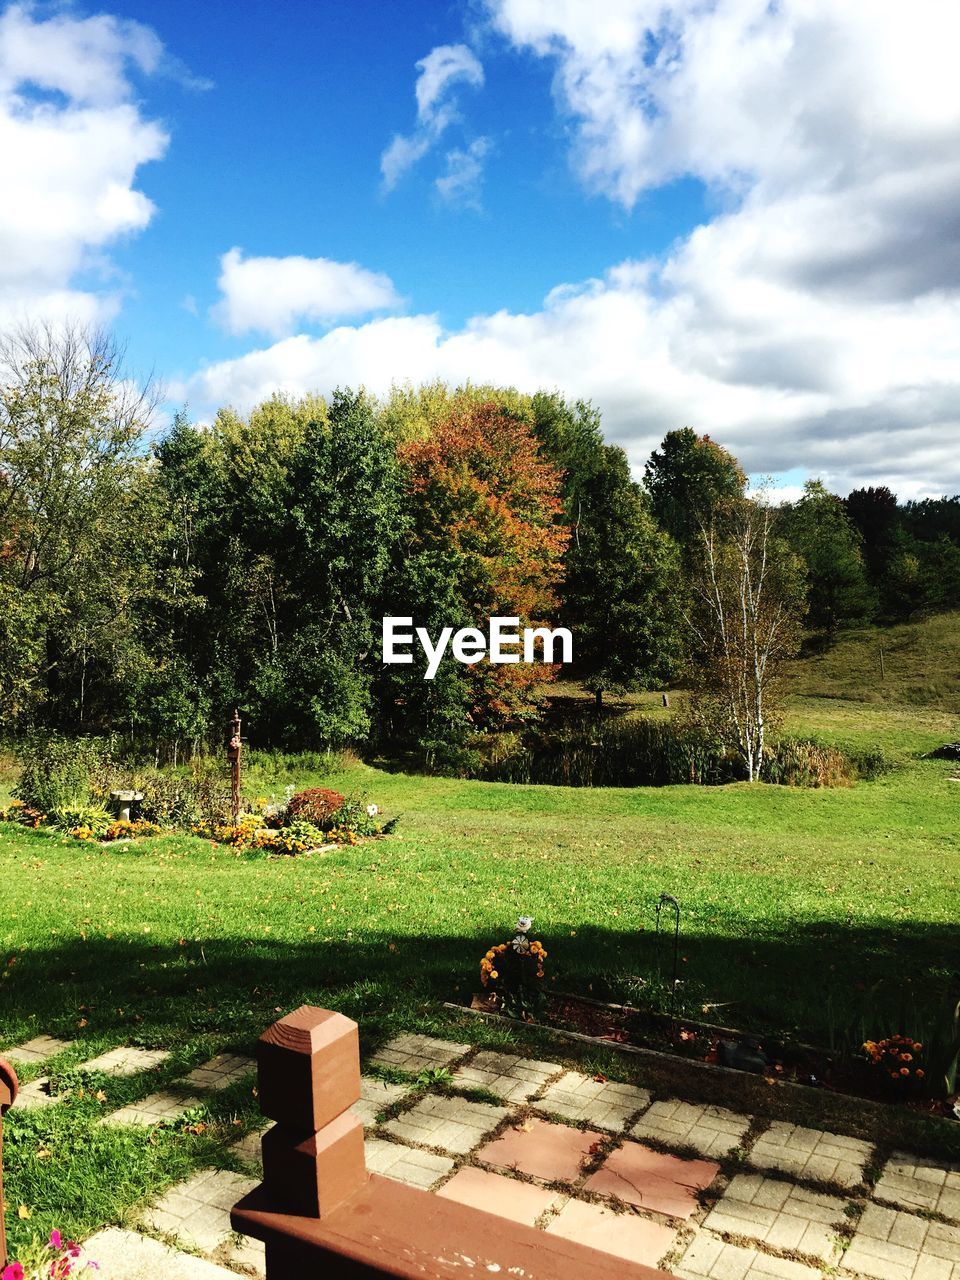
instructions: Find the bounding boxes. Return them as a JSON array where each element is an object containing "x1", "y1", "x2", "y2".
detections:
[{"x1": 900, "y1": 1067, "x2": 910, "y2": 1076}]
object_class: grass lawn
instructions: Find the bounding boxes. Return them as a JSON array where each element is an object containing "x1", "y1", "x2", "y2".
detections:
[{"x1": 0, "y1": 620, "x2": 958, "y2": 1251}]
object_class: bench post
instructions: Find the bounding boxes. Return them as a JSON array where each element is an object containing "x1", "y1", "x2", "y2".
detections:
[{"x1": 0, "y1": 1058, "x2": 20, "y2": 1267}]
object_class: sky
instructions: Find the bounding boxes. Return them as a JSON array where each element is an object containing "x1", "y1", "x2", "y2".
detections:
[{"x1": 2, "y1": 0, "x2": 960, "y2": 500}]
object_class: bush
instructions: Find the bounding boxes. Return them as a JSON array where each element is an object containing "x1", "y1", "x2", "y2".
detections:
[
  {"x1": 286, "y1": 787, "x2": 345, "y2": 828},
  {"x1": 761, "y1": 737, "x2": 853, "y2": 787},
  {"x1": 50, "y1": 802, "x2": 113, "y2": 839},
  {"x1": 15, "y1": 733, "x2": 114, "y2": 813},
  {"x1": 478, "y1": 717, "x2": 861, "y2": 789}
]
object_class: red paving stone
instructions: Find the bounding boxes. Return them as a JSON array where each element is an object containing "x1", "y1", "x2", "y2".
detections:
[
  {"x1": 546, "y1": 1198, "x2": 677, "y2": 1265},
  {"x1": 436, "y1": 1167, "x2": 560, "y2": 1226},
  {"x1": 477, "y1": 1117, "x2": 605, "y2": 1183},
  {"x1": 584, "y1": 1141, "x2": 719, "y2": 1219}
]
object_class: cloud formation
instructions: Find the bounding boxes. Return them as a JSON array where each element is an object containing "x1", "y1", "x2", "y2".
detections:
[
  {"x1": 184, "y1": 0, "x2": 960, "y2": 498},
  {"x1": 380, "y1": 43, "x2": 485, "y2": 191},
  {"x1": 0, "y1": 3, "x2": 169, "y2": 325},
  {"x1": 212, "y1": 248, "x2": 401, "y2": 338}
]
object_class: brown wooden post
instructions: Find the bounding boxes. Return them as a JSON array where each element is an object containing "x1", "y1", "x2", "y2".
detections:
[
  {"x1": 0, "y1": 1057, "x2": 20, "y2": 1268},
  {"x1": 227, "y1": 709, "x2": 242, "y2": 827},
  {"x1": 250, "y1": 1005, "x2": 366, "y2": 1272}
]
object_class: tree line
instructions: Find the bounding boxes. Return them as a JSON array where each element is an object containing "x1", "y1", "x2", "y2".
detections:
[{"x1": 2, "y1": 322, "x2": 958, "y2": 766}]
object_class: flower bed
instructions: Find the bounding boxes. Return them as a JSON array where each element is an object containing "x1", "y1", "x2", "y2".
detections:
[{"x1": 455, "y1": 987, "x2": 960, "y2": 1122}]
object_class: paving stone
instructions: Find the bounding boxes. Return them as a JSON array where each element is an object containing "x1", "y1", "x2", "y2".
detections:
[
  {"x1": 351, "y1": 1074, "x2": 409, "y2": 1127},
  {"x1": 704, "y1": 1172, "x2": 846, "y2": 1263},
  {"x1": 11, "y1": 1076, "x2": 58, "y2": 1109},
  {"x1": 83, "y1": 1228, "x2": 244, "y2": 1279},
  {"x1": 382, "y1": 1091, "x2": 509, "y2": 1154},
  {"x1": 82, "y1": 1046, "x2": 170, "y2": 1077},
  {"x1": 230, "y1": 1121, "x2": 273, "y2": 1166},
  {"x1": 845, "y1": 1202, "x2": 960, "y2": 1280},
  {"x1": 747, "y1": 1121, "x2": 871, "y2": 1189},
  {"x1": 437, "y1": 1167, "x2": 560, "y2": 1225},
  {"x1": 585, "y1": 1140, "x2": 719, "y2": 1219},
  {"x1": 631, "y1": 1099, "x2": 752, "y2": 1160},
  {"x1": 478, "y1": 1116, "x2": 605, "y2": 1182},
  {"x1": 363, "y1": 1136, "x2": 454, "y2": 1189},
  {"x1": 142, "y1": 1168, "x2": 258, "y2": 1253},
  {"x1": 3, "y1": 1035, "x2": 72, "y2": 1066},
  {"x1": 537, "y1": 1070, "x2": 651, "y2": 1132},
  {"x1": 368, "y1": 1033, "x2": 470, "y2": 1073},
  {"x1": 183, "y1": 1053, "x2": 255, "y2": 1092},
  {"x1": 224, "y1": 1233, "x2": 266, "y2": 1276},
  {"x1": 675, "y1": 1234, "x2": 823, "y2": 1279},
  {"x1": 545, "y1": 1198, "x2": 677, "y2": 1264},
  {"x1": 102, "y1": 1090, "x2": 205, "y2": 1126},
  {"x1": 876, "y1": 1149, "x2": 960, "y2": 1221},
  {"x1": 451, "y1": 1050, "x2": 560, "y2": 1103}
]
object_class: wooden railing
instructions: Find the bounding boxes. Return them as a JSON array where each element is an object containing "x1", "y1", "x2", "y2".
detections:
[
  {"x1": 232, "y1": 1006, "x2": 669, "y2": 1279},
  {"x1": 0, "y1": 1057, "x2": 19, "y2": 1267}
]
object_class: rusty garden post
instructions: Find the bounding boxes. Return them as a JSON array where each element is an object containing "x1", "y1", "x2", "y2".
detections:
[
  {"x1": 0, "y1": 1057, "x2": 19, "y2": 1267},
  {"x1": 227, "y1": 708, "x2": 242, "y2": 828}
]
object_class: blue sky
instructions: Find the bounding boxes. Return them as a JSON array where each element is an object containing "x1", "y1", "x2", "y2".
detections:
[{"x1": 2, "y1": 0, "x2": 959, "y2": 498}]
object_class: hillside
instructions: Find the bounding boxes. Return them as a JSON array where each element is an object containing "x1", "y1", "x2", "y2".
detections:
[{"x1": 785, "y1": 611, "x2": 960, "y2": 714}]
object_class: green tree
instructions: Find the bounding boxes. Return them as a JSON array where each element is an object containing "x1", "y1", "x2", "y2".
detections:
[
  {"x1": 644, "y1": 428, "x2": 746, "y2": 547},
  {"x1": 0, "y1": 321, "x2": 155, "y2": 730},
  {"x1": 781, "y1": 480, "x2": 875, "y2": 635}
]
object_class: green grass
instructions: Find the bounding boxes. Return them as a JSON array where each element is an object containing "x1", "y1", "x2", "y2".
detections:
[
  {"x1": 1, "y1": 615, "x2": 959, "y2": 1251},
  {"x1": 785, "y1": 610, "x2": 960, "y2": 713}
]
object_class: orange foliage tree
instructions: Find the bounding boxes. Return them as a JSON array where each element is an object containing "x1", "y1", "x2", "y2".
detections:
[{"x1": 397, "y1": 401, "x2": 569, "y2": 725}]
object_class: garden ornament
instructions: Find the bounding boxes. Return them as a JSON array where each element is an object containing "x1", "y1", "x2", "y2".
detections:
[{"x1": 512, "y1": 916, "x2": 534, "y2": 953}]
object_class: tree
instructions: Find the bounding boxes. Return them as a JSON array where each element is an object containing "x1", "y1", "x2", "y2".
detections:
[
  {"x1": 684, "y1": 497, "x2": 806, "y2": 782},
  {"x1": 565, "y1": 446, "x2": 681, "y2": 708},
  {"x1": 392, "y1": 400, "x2": 569, "y2": 731},
  {"x1": 0, "y1": 321, "x2": 155, "y2": 729},
  {"x1": 845, "y1": 486, "x2": 900, "y2": 582},
  {"x1": 780, "y1": 480, "x2": 875, "y2": 634},
  {"x1": 644, "y1": 428, "x2": 746, "y2": 547}
]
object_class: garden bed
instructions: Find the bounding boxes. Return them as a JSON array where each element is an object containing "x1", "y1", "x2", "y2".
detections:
[{"x1": 446, "y1": 988, "x2": 959, "y2": 1124}]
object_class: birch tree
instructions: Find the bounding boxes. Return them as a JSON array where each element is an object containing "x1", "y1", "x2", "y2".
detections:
[{"x1": 684, "y1": 497, "x2": 805, "y2": 781}]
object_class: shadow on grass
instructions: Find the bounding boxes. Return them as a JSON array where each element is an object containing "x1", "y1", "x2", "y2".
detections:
[{"x1": 4, "y1": 916, "x2": 958, "y2": 1058}]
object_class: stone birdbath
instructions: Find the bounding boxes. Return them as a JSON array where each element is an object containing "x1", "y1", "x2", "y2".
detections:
[{"x1": 109, "y1": 790, "x2": 144, "y2": 822}]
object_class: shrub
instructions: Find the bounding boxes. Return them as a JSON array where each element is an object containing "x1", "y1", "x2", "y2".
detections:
[
  {"x1": 286, "y1": 787, "x2": 345, "y2": 828},
  {"x1": 252, "y1": 819, "x2": 329, "y2": 855},
  {"x1": 131, "y1": 759, "x2": 232, "y2": 828},
  {"x1": 51, "y1": 803, "x2": 113, "y2": 839},
  {"x1": 15, "y1": 733, "x2": 114, "y2": 813},
  {"x1": 761, "y1": 737, "x2": 853, "y2": 787}
]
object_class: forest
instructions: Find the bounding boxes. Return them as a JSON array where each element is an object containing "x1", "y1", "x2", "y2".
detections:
[{"x1": 2, "y1": 322, "x2": 958, "y2": 766}]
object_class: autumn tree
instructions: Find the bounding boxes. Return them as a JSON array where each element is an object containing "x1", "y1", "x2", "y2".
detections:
[
  {"x1": 390, "y1": 400, "x2": 569, "y2": 740},
  {"x1": 684, "y1": 497, "x2": 806, "y2": 782}
]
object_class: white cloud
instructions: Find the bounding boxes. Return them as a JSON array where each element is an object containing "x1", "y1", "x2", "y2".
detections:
[
  {"x1": 436, "y1": 137, "x2": 491, "y2": 208},
  {"x1": 178, "y1": 254, "x2": 960, "y2": 499},
  {"x1": 211, "y1": 248, "x2": 401, "y2": 338},
  {"x1": 380, "y1": 42, "x2": 484, "y2": 191},
  {"x1": 414, "y1": 44, "x2": 484, "y2": 121},
  {"x1": 178, "y1": 1, "x2": 960, "y2": 499},
  {"x1": 0, "y1": 3, "x2": 168, "y2": 324}
]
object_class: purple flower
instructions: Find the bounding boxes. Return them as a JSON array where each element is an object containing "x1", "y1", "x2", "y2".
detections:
[
  {"x1": 3, "y1": 1263, "x2": 25, "y2": 1280},
  {"x1": 49, "y1": 1230, "x2": 62, "y2": 1250}
]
